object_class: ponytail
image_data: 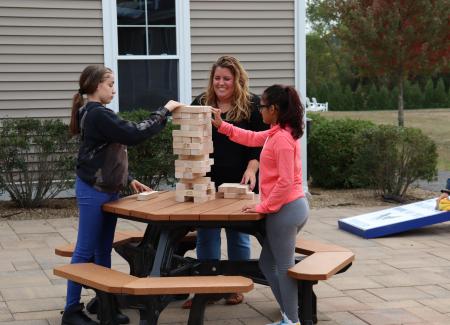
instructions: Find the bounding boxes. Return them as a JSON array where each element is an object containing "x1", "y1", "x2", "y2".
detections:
[
  {"x1": 285, "y1": 86, "x2": 304, "y2": 139},
  {"x1": 69, "y1": 65, "x2": 113, "y2": 136},
  {"x1": 69, "y1": 92, "x2": 84, "y2": 136},
  {"x1": 262, "y1": 84, "x2": 305, "y2": 139}
]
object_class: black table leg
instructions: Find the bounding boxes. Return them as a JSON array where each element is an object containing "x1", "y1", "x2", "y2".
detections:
[
  {"x1": 188, "y1": 294, "x2": 223, "y2": 325},
  {"x1": 299, "y1": 281, "x2": 314, "y2": 325},
  {"x1": 150, "y1": 230, "x2": 169, "y2": 276},
  {"x1": 95, "y1": 291, "x2": 119, "y2": 325},
  {"x1": 312, "y1": 290, "x2": 318, "y2": 324}
]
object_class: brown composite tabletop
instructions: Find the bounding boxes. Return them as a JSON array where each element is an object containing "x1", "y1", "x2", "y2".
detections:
[{"x1": 103, "y1": 191, "x2": 264, "y2": 222}]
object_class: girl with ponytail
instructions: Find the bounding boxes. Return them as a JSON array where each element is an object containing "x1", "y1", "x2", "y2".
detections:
[
  {"x1": 211, "y1": 84, "x2": 308, "y2": 325},
  {"x1": 62, "y1": 65, "x2": 182, "y2": 325}
]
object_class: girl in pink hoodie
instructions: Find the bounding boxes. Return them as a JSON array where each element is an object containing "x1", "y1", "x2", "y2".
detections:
[{"x1": 211, "y1": 84, "x2": 309, "y2": 325}]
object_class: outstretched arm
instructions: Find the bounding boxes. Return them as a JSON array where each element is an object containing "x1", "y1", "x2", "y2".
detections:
[{"x1": 211, "y1": 108, "x2": 269, "y2": 147}]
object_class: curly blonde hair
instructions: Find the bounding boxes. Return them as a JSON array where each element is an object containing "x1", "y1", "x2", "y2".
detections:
[{"x1": 202, "y1": 56, "x2": 252, "y2": 122}]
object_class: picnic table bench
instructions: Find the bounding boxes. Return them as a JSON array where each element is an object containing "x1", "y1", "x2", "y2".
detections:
[
  {"x1": 54, "y1": 263, "x2": 253, "y2": 325},
  {"x1": 290, "y1": 239, "x2": 355, "y2": 324}
]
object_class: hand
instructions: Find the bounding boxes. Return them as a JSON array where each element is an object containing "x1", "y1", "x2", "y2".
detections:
[
  {"x1": 210, "y1": 107, "x2": 223, "y2": 128},
  {"x1": 437, "y1": 192, "x2": 449, "y2": 203},
  {"x1": 164, "y1": 100, "x2": 184, "y2": 112},
  {"x1": 242, "y1": 203, "x2": 257, "y2": 213},
  {"x1": 241, "y1": 169, "x2": 256, "y2": 191},
  {"x1": 130, "y1": 179, "x2": 151, "y2": 194}
]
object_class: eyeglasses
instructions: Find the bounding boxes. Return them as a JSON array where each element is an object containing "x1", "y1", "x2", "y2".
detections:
[{"x1": 259, "y1": 104, "x2": 271, "y2": 112}]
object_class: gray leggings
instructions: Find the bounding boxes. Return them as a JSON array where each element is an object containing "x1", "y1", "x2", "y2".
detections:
[{"x1": 259, "y1": 197, "x2": 309, "y2": 322}]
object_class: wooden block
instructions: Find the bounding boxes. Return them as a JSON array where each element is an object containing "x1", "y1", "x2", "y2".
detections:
[
  {"x1": 171, "y1": 111, "x2": 183, "y2": 119},
  {"x1": 189, "y1": 146, "x2": 213, "y2": 155},
  {"x1": 175, "y1": 166, "x2": 211, "y2": 174},
  {"x1": 223, "y1": 192, "x2": 255, "y2": 200},
  {"x1": 218, "y1": 183, "x2": 250, "y2": 194},
  {"x1": 173, "y1": 130, "x2": 210, "y2": 138},
  {"x1": 175, "y1": 172, "x2": 206, "y2": 179},
  {"x1": 176, "y1": 183, "x2": 190, "y2": 190},
  {"x1": 174, "y1": 147, "x2": 213, "y2": 155},
  {"x1": 176, "y1": 188, "x2": 214, "y2": 197},
  {"x1": 191, "y1": 137, "x2": 206, "y2": 144},
  {"x1": 178, "y1": 105, "x2": 211, "y2": 113},
  {"x1": 172, "y1": 118, "x2": 209, "y2": 126},
  {"x1": 216, "y1": 192, "x2": 224, "y2": 198},
  {"x1": 180, "y1": 124, "x2": 209, "y2": 132},
  {"x1": 180, "y1": 177, "x2": 211, "y2": 184},
  {"x1": 173, "y1": 148, "x2": 192, "y2": 155},
  {"x1": 136, "y1": 191, "x2": 158, "y2": 201},
  {"x1": 173, "y1": 142, "x2": 209, "y2": 150},
  {"x1": 173, "y1": 136, "x2": 191, "y2": 143},
  {"x1": 179, "y1": 155, "x2": 210, "y2": 161},
  {"x1": 175, "y1": 159, "x2": 212, "y2": 168},
  {"x1": 175, "y1": 194, "x2": 192, "y2": 202},
  {"x1": 193, "y1": 182, "x2": 215, "y2": 191}
]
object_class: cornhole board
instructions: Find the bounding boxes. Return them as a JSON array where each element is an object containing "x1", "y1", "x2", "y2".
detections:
[{"x1": 338, "y1": 198, "x2": 450, "y2": 238}]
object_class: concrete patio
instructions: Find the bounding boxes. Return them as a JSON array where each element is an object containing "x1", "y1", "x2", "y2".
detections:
[{"x1": 2, "y1": 204, "x2": 450, "y2": 325}]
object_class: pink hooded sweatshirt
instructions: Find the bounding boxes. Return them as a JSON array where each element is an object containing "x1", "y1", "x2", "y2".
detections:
[{"x1": 218, "y1": 122, "x2": 304, "y2": 214}]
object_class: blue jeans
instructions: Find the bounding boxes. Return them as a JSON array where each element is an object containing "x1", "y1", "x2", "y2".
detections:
[
  {"x1": 65, "y1": 177, "x2": 119, "y2": 309},
  {"x1": 196, "y1": 228, "x2": 251, "y2": 261}
]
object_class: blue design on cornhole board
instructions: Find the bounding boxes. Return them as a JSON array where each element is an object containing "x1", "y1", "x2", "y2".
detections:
[{"x1": 338, "y1": 198, "x2": 450, "y2": 238}]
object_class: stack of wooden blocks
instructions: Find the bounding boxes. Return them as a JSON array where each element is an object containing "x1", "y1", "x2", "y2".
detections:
[
  {"x1": 216, "y1": 183, "x2": 255, "y2": 200},
  {"x1": 172, "y1": 106, "x2": 216, "y2": 203}
]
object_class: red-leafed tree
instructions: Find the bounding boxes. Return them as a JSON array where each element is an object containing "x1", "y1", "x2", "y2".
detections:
[{"x1": 326, "y1": 0, "x2": 449, "y2": 126}]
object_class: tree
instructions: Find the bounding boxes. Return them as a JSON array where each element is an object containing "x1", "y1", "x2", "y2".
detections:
[
  {"x1": 326, "y1": 0, "x2": 449, "y2": 126},
  {"x1": 306, "y1": 1, "x2": 356, "y2": 96}
]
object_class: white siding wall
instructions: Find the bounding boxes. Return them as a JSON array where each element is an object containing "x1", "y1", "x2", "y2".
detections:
[
  {"x1": 0, "y1": 0, "x2": 103, "y2": 119},
  {"x1": 190, "y1": 0, "x2": 295, "y2": 98}
]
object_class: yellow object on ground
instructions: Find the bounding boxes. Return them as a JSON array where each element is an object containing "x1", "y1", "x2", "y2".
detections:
[{"x1": 438, "y1": 198, "x2": 450, "y2": 211}]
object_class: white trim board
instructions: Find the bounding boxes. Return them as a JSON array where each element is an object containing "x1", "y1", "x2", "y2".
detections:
[{"x1": 295, "y1": 0, "x2": 308, "y2": 193}]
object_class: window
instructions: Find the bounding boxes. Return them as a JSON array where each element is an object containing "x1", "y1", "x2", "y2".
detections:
[{"x1": 102, "y1": 0, "x2": 191, "y2": 112}]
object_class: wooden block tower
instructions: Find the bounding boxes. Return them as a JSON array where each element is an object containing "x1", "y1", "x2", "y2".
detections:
[{"x1": 172, "y1": 106, "x2": 216, "y2": 203}]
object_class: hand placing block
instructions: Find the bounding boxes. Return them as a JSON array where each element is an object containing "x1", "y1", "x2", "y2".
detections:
[{"x1": 137, "y1": 190, "x2": 158, "y2": 201}]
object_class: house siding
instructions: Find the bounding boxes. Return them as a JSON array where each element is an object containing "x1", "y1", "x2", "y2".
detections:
[
  {"x1": 190, "y1": 0, "x2": 295, "y2": 98},
  {"x1": 0, "y1": 1, "x2": 296, "y2": 118},
  {"x1": 0, "y1": 0, "x2": 103, "y2": 119}
]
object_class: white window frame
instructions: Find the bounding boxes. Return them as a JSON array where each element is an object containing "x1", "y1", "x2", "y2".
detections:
[
  {"x1": 295, "y1": 0, "x2": 308, "y2": 193},
  {"x1": 102, "y1": 0, "x2": 192, "y2": 112}
]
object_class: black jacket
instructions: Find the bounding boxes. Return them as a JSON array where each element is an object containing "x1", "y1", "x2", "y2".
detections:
[{"x1": 76, "y1": 101, "x2": 169, "y2": 193}]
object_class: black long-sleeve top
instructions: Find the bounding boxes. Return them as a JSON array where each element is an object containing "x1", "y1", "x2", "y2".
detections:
[
  {"x1": 191, "y1": 93, "x2": 269, "y2": 191},
  {"x1": 76, "y1": 101, "x2": 169, "y2": 193}
]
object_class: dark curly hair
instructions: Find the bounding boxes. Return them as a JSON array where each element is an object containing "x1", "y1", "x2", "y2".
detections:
[{"x1": 262, "y1": 84, "x2": 305, "y2": 139}]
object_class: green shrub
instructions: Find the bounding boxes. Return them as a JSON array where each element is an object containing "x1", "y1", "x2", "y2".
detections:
[
  {"x1": 0, "y1": 118, "x2": 77, "y2": 208},
  {"x1": 119, "y1": 110, "x2": 177, "y2": 192},
  {"x1": 308, "y1": 117, "x2": 376, "y2": 188},
  {"x1": 353, "y1": 125, "x2": 437, "y2": 200}
]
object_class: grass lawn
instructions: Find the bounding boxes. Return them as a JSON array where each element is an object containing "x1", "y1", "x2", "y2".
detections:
[{"x1": 315, "y1": 108, "x2": 450, "y2": 171}]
